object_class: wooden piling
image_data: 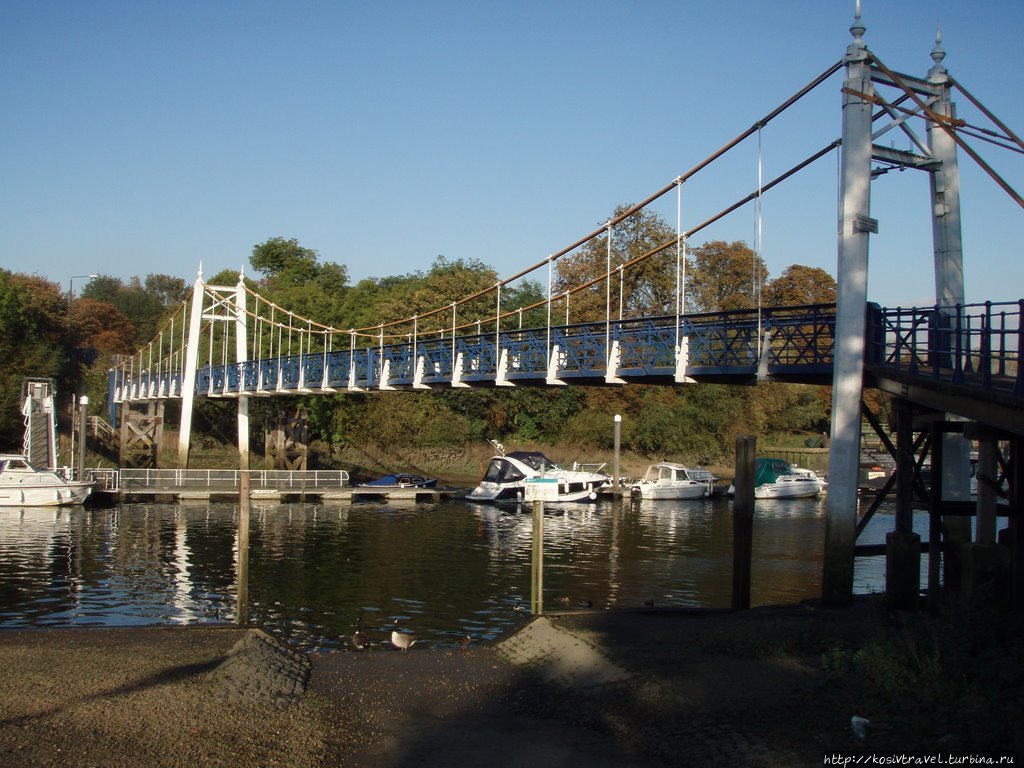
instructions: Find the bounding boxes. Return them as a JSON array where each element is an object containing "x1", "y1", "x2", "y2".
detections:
[
  {"x1": 237, "y1": 471, "x2": 250, "y2": 626},
  {"x1": 732, "y1": 435, "x2": 755, "y2": 610},
  {"x1": 531, "y1": 499, "x2": 544, "y2": 615}
]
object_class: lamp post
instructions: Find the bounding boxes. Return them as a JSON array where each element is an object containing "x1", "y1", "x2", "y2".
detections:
[{"x1": 68, "y1": 274, "x2": 98, "y2": 299}]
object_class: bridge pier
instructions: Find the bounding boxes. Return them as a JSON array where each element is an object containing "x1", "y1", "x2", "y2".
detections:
[{"x1": 822, "y1": 11, "x2": 873, "y2": 606}]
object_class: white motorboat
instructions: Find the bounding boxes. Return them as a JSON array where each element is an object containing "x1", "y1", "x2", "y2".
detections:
[
  {"x1": 0, "y1": 454, "x2": 94, "y2": 507},
  {"x1": 468, "y1": 443, "x2": 610, "y2": 503},
  {"x1": 727, "y1": 457, "x2": 826, "y2": 499},
  {"x1": 630, "y1": 462, "x2": 717, "y2": 500}
]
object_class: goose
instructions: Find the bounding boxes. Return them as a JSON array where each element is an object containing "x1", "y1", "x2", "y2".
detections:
[
  {"x1": 352, "y1": 617, "x2": 371, "y2": 651},
  {"x1": 391, "y1": 619, "x2": 418, "y2": 653}
]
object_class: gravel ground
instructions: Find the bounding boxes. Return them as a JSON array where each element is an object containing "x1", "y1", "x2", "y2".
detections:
[{"x1": 0, "y1": 601, "x2": 1013, "y2": 767}]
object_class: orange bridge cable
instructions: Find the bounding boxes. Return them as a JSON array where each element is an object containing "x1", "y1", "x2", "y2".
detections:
[
  {"x1": 953, "y1": 126, "x2": 1024, "y2": 156},
  {"x1": 127, "y1": 64, "x2": 849, "y2": 364},
  {"x1": 409, "y1": 138, "x2": 846, "y2": 338},
  {"x1": 351, "y1": 58, "x2": 845, "y2": 336},
  {"x1": 621, "y1": 139, "x2": 844, "y2": 272},
  {"x1": 867, "y1": 52, "x2": 1024, "y2": 211},
  {"x1": 949, "y1": 76, "x2": 1024, "y2": 153}
]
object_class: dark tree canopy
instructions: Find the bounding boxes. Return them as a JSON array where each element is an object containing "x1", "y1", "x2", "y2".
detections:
[
  {"x1": 764, "y1": 264, "x2": 837, "y2": 307},
  {"x1": 686, "y1": 240, "x2": 769, "y2": 314},
  {"x1": 553, "y1": 205, "x2": 679, "y2": 323}
]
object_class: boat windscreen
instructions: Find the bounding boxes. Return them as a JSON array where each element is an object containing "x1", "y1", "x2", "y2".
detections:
[
  {"x1": 482, "y1": 459, "x2": 526, "y2": 483},
  {"x1": 508, "y1": 452, "x2": 556, "y2": 472}
]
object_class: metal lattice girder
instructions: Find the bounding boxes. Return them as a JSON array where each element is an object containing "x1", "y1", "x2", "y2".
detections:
[
  {"x1": 111, "y1": 299, "x2": 1023, "y2": 422},
  {"x1": 554, "y1": 324, "x2": 608, "y2": 377}
]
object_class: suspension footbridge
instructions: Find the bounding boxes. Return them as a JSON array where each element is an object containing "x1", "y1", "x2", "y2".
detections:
[{"x1": 107, "y1": 9, "x2": 1023, "y2": 607}]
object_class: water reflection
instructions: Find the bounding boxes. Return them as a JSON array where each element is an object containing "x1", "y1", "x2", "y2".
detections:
[{"x1": 0, "y1": 497, "x2": 904, "y2": 651}]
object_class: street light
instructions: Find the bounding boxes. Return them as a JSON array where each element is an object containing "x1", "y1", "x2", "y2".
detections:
[{"x1": 68, "y1": 274, "x2": 98, "y2": 299}]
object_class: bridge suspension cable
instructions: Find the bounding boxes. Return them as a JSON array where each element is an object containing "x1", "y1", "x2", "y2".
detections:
[
  {"x1": 118, "y1": 58, "x2": 848, "y2": 385},
  {"x1": 866, "y1": 51, "x2": 1024, "y2": 210}
]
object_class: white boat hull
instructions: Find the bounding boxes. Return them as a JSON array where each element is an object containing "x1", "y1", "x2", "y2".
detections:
[
  {"x1": 631, "y1": 482, "x2": 708, "y2": 501},
  {"x1": 469, "y1": 449, "x2": 610, "y2": 505},
  {"x1": 468, "y1": 481, "x2": 602, "y2": 504},
  {"x1": 753, "y1": 478, "x2": 825, "y2": 499},
  {"x1": 0, "y1": 481, "x2": 93, "y2": 507}
]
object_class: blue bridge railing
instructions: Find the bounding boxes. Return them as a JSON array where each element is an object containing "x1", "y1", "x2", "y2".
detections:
[
  {"x1": 112, "y1": 301, "x2": 1022, "y2": 409},
  {"x1": 867, "y1": 300, "x2": 1024, "y2": 400}
]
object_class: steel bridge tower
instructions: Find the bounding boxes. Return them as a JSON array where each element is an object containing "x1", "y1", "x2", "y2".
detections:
[{"x1": 823, "y1": 8, "x2": 968, "y2": 604}]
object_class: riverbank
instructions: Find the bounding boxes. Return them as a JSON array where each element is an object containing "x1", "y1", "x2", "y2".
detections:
[{"x1": 1, "y1": 598, "x2": 1019, "y2": 766}]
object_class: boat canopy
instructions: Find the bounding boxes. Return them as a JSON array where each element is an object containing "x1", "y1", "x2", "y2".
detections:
[{"x1": 754, "y1": 458, "x2": 796, "y2": 487}]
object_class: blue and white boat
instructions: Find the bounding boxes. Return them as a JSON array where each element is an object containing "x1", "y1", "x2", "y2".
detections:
[{"x1": 357, "y1": 473, "x2": 438, "y2": 490}]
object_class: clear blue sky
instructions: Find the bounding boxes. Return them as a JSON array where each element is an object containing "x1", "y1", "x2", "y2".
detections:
[{"x1": 2, "y1": 1, "x2": 1021, "y2": 310}]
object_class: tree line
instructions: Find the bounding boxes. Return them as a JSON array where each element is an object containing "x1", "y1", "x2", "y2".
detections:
[{"x1": 0, "y1": 205, "x2": 837, "y2": 463}]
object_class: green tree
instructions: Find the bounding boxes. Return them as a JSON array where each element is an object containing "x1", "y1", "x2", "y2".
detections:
[
  {"x1": 250, "y1": 237, "x2": 350, "y2": 325},
  {"x1": 79, "y1": 274, "x2": 179, "y2": 344},
  {"x1": 0, "y1": 271, "x2": 71, "y2": 444}
]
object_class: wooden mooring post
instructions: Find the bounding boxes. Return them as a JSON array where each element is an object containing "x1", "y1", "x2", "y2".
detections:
[
  {"x1": 236, "y1": 471, "x2": 250, "y2": 626},
  {"x1": 732, "y1": 436, "x2": 756, "y2": 610},
  {"x1": 531, "y1": 499, "x2": 544, "y2": 615}
]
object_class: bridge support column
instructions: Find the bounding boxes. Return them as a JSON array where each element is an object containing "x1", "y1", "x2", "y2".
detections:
[
  {"x1": 823, "y1": 13, "x2": 873, "y2": 606},
  {"x1": 177, "y1": 271, "x2": 205, "y2": 468},
  {"x1": 235, "y1": 275, "x2": 250, "y2": 471},
  {"x1": 927, "y1": 31, "x2": 974, "y2": 580}
]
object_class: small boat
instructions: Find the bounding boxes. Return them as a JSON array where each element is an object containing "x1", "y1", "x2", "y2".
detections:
[
  {"x1": 630, "y1": 462, "x2": 717, "y2": 500},
  {"x1": 0, "y1": 454, "x2": 94, "y2": 507},
  {"x1": 468, "y1": 442, "x2": 610, "y2": 504},
  {"x1": 356, "y1": 473, "x2": 438, "y2": 490},
  {"x1": 728, "y1": 457, "x2": 826, "y2": 499}
]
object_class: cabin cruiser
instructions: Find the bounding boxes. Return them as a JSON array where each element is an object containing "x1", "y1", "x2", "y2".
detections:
[
  {"x1": 0, "y1": 454, "x2": 94, "y2": 507},
  {"x1": 630, "y1": 462, "x2": 717, "y2": 500},
  {"x1": 468, "y1": 443, "x2": 610, "y2": 503},
  {"x1": 728, "y1": 457, "x2": 826, "y2": 499}
]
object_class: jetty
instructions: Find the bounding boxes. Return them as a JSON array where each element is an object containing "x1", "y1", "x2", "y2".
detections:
[{"x1": 86, "y1": 467, "x2": 469, "y2": 505}]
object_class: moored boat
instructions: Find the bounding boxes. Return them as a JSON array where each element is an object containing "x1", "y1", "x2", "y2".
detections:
[
  {"x1": 0, "y1": 454, "x2": 94, "y2": 507},
  {"x1": 468, "y1": 442, "x2": 610, "y2": 504},
  {"x1": 630, "y1": 462, "x2": 717, "y2": 500},
  {"x1": 727, "y1": 457, "x2": 826, "y2": 499},
  {"x1": 356, "y1": 473, "x2": 438, "y2": 490}
]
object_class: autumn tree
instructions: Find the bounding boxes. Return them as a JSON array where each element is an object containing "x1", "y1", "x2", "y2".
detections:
[
  {"x1": 686, "y1": 240, "x2": 768, "y2": 313},
  {"x1": 764, "y1": 264, "x2": 837, "y2": 307},
  {"x1": 69, "y1": 299, "x2": 137, "y2": 355},
  {"x1": 553, "y1": 205, "x2": 679, "y2": 323}
]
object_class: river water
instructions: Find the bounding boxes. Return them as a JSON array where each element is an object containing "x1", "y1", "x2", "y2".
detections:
[{"x1": 0, "y1": 496, "x2": 916, "y2": 651}]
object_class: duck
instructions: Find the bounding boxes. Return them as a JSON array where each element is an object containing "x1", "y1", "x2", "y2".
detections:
[
  {"x1": 352, "y1": 617, "x2": 371, "y2": 651},
  {"x1": 391, "y1": 619, "x2": 418, "y2": 653},
  {"x1": 458, "y1": 634, "x2": 472, "y2": 651}
]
